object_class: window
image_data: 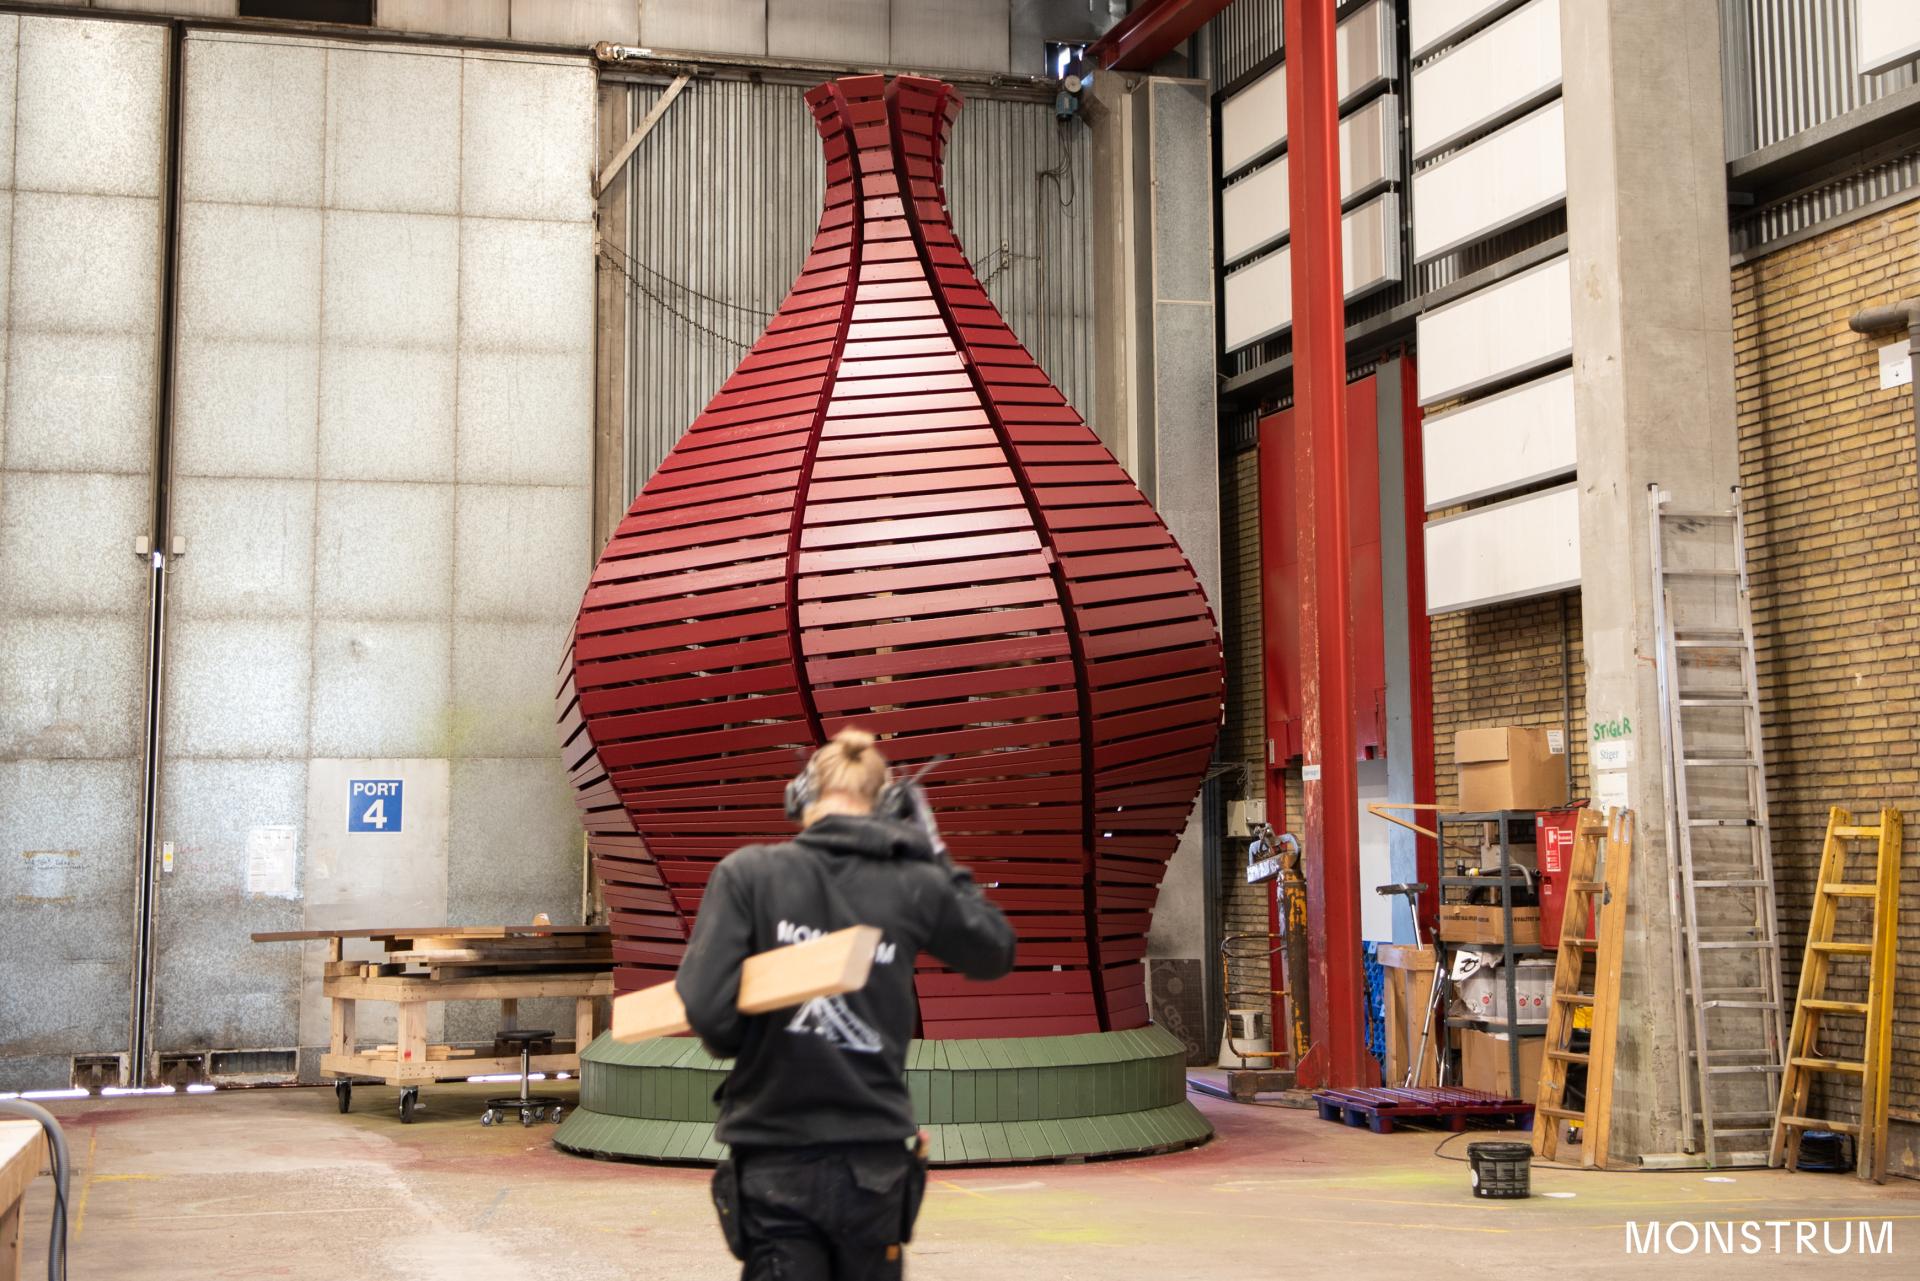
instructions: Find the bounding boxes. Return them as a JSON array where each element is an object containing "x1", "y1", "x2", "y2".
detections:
[{"x1": 238, "y1": 0, "x2": 374, "y2": 24}]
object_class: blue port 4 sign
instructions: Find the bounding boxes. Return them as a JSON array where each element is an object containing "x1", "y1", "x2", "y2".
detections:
[{"x1": 348, "y1": 779, "x2": 404, "y2": 833}]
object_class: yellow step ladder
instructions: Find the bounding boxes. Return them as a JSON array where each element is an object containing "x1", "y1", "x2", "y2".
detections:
[
  {"x1": 1533, "y1": 807, "x2": 1633, "y2": 1168},
  {"x1": 1769, "y1": 806, "x2": 1902, "y2": 1182}
]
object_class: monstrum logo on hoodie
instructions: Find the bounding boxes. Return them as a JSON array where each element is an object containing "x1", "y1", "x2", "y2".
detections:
[{"x1": 557, "y1": 75, "x2": 1224, "y2": 1039}]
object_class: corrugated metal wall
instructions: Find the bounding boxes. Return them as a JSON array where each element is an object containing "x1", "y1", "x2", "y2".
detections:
[
  {"x1": 1728, "y1": 0, "x2": 1918, "y2": 155},
  {"x1": 1726, "y1": 0, "x2": 1920, "y2": 254},
  {"x1": 1210, "y1": 0, "x2": 1284, "y2": 89},
  {"x1": 617, "y1": 77, "x2": 1095, "y2": 493}
]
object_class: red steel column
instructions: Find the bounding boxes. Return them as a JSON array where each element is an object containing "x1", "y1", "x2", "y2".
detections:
[{"x1": 1284, "y1": 0, "x2": 1368, "y2": 1089}]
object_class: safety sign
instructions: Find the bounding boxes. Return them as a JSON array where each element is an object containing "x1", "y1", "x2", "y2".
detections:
[{"x1": 348, "y1": 779, "x2": 404, "y2": 833}]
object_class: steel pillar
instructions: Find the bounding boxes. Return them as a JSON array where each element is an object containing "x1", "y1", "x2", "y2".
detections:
[{"x1": 1284, "y1": 0, "x2": 1368, "y2": 1090}]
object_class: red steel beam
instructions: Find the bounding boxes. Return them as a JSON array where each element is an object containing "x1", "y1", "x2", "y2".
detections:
[
  {"x1": 1087, "y1": 0, "x2": 1237, "y2": 72},
  {"x1": 1285, "y1": 0, "x2": 1369, "y2": 1090}
]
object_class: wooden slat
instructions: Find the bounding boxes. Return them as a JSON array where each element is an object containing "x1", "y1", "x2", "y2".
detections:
[{"x1": 611, "y1": 925, "x2": 882, "y2": 1043}]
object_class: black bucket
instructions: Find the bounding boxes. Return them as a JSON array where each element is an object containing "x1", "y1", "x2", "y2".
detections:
[{"x1": 1468, "y1": 1141, "x2": 1533, "y2": 1199}]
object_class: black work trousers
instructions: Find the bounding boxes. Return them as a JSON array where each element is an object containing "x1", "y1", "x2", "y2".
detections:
[{"x1": 726, "y1": 1142, "x2": 920, "y2": 1281}]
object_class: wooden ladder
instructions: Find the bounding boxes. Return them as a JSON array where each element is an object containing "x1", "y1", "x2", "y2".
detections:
[
  {"x1": 1769, "y1": 806, "x2": 1902, "y2": 1182},
  {"x1": 1534, "y1": 807, "x2": 1634, "y2": 1168}
]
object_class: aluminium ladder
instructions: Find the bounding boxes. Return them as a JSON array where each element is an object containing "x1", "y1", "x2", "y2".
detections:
[
  {"x1": 1648, "y1": 486, "x2": 1787, "y2": 1166},
  {"x1": 1771, "y1": 807, "x2": 1902, "y2": 1182}
]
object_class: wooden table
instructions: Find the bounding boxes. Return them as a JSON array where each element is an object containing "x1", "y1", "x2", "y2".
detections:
[
  {"x1": 252, "y1": 925, "x2": 614, "y2": 1121},
  {"x1": 0, "y1": 1120, "x2": 48, "y2": 1281}
]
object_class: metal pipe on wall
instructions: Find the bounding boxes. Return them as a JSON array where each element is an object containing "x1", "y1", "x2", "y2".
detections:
[
  {"x1": 1285, "y1": 0, "x2": 1369, "y2": 1090},
  {"x1": 127, "y1": 20, "x2": 189, "y2": 1090}
]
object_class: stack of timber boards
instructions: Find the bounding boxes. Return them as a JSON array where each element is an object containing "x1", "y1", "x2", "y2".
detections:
[{"x1": 255, "y1": 925, "x2": 612, "y2": 980}]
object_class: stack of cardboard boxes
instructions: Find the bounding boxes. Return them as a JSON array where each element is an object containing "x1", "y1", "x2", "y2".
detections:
[{"x1": 1446, "y1": 725, "x2": 1568, "y2": 1096}]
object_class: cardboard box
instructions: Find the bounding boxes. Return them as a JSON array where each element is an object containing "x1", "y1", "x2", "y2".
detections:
[
  {"x1": 1455, "y1": 726, "x2": 1568, "y2": 812},
  {"x1": 1459, "y1": 1028, "x2": 1545, "y2": 1098},
  {"x1": 1439, "y1": 903, "x2": 1541, "y2": 946}
]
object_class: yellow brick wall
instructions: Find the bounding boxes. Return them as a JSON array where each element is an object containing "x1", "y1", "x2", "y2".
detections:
[
  {"x1": 1733, "y1": 204, "x2": 1920, "y2": 1118},
  {"x1": 1430, "y1": 590, "x2": 1588, "y2": 817}
]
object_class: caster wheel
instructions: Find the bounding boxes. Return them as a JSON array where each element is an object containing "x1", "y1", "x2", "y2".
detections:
[
  {"x1": 399, "y1": 1088, "x2": 419, "y2": 1124},
  {"x1": 549, "y1": 1107, "x2": 564, "y2": 1125},
  {"x1": 334, "y1": 1081, "x2": 352, "y2": 1114},
  {"x1": 480, "y1": 1110, "x2": 495, "y2": 1127},
  {"x1": 520, "y1": 1107, "x2": 535, "y2": 1127}
]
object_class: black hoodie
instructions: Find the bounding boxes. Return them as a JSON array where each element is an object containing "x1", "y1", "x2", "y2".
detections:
[{"x1": 675, "y1": 813, "x2": 1017, "y2": 1148}]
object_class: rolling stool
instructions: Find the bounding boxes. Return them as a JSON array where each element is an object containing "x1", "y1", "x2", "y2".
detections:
[{"x1": 481, "y1": 1028, "x2": 565, "y2": 1127}]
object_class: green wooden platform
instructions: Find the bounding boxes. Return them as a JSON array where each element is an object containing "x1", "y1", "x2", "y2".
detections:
[{"x1": 553, "y1": 1025, "x2": 1213, "y2": 1166}]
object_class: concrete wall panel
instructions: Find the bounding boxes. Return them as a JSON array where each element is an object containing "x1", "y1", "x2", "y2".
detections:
[
  {"x1": 325, "y1": 47, "x2": 462, "y2": 215},
  {"x1": 179, "y1": 203, "x2": 323, "y2": 342},
  {"x1": 0, "y1": 759, "x2": 144, "y2": 1070},
  {"x1": 453, "y1": 483, "x2": 589, "y2": 621},
  {"x1": 11, "y1": 191, "x2": 161, "y2": 333},
  {"x1": 309, "y1": 619, "x2": 454, "y2": 759},
  {"x1": 507, "y1": 0, "x2": 638, "y2": 46},
  {"x1": 0, "y1": 26, "x2": 162, "y2": 1092},
  {"x1": 456, "y1": 349, "x2": 593, "y2": 485},
  {"x1": 167, "y1": 477, "x2": 315, "y2": 619},
  {"x1": 162, "y1": 619, "x2": 311, "y2": 757},
  {"x1": 379, "y1": 0, "x2": 510, "y2": 40},
  {"x1": 313, "y1": 481, "x2": 454, "y2": 619},
  {"x1": 6, "y1": 333, "x2": 155, "y2": 473},
  {"x1": 151, "y1": 759, "x2": 306, "y2": 1053},
  {"x1": 0, "y1": 618, "x2": 146, "y2": 760},
  {"x1": 769, "y1": 0, "x2": 890, "y2": 66},
  {"x1": 461, "y1": 55, "x2": 595, "y2": 222},
  {"x1": 172, "y1": 339, "x2": 320, "y2": 479},
  {"x1": 459, "y1": 217, "x2": 594, "y2": 351},
  {"x1": 14, "y1": 17, "x2": 165, "y2": 199},
  {"x1": 322, "y1": 211, "x2": 460, "y2": 346},
  {"x1": 892, "y1": 0, "x2": 1012, "y2": 73},
  {"x1": 182, "y1": 36, "x2": 325, "y2": 207},
  {"x1": 640, "y1": 0, "x2": 768, "y2": 57},
  {"x1": 318, "y1": 347, "x2": 457, "y2": 482}
]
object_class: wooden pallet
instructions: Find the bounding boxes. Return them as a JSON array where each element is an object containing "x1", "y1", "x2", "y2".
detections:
[{"x1": 1312, "y1": 1086, "x2": 1534, "y2": 1134}]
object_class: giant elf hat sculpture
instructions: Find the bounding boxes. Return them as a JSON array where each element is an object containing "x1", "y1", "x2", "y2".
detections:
[{"x1": 557, "y1": 74, "x2": 1224, "y2": 1041}]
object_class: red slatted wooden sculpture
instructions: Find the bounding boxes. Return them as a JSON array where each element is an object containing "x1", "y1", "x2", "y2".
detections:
[{"x1": 557, "y1": 74, "x2": 1223, "y2": 1038}]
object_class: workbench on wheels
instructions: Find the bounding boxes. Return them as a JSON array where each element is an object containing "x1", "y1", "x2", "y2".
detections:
[{"x1": 252, "y1": 925, "x2": 614, "y2": 1123}]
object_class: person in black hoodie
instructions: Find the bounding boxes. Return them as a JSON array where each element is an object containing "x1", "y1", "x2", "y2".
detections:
[{"x1": 676, "y1": 728, "x2": 1016, "y2": 1280}]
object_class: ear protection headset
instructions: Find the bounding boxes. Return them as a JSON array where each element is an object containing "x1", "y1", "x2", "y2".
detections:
[
  {"x1": 783, "y1": 752, "x2": 948, "y2": 833},
  {"x1": 782, "y1": 761, "x2": 818, "y2": 823}
]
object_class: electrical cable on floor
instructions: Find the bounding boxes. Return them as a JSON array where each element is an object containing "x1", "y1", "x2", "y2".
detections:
[
  {"x1": 1431, "y1": 1128, "x2": 1718, "y2": 1173},
  {"x1": 0, "y1": 1098, "x2": 70, "y2": 1281}
]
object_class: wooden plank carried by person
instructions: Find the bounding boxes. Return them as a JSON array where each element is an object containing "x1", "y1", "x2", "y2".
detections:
[{"x1": 612, "y1": 925, "x2": 884, "y2": 1043}]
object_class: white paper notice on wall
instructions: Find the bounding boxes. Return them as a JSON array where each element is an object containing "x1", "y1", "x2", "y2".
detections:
[
  {"x1": 246, "y1": 825, "x2": 299, "y2": 898},
  {"x1": 1879, "y1": 342, "x2": 1911, "y2": 390},
  {"x1": 1595, "y1": 771, "x2": 1629, "y2": 810},
  {"x1": 1591, "y1": 739, "x2": 1634, "y2": 770}
]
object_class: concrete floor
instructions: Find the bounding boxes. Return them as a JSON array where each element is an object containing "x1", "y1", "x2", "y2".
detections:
[{"x1": 17, "y1": 1082, "x2": 1918, "y2": 1279}]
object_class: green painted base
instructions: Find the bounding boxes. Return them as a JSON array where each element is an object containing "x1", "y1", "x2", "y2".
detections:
[{"x1": 553, "y1": 1024, "x2": 1212, "y2": 1167}]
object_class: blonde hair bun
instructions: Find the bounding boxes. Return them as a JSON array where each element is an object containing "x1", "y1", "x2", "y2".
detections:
[{"x1": 802, "y1": 728, "x2": 889, "y2": 825}]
